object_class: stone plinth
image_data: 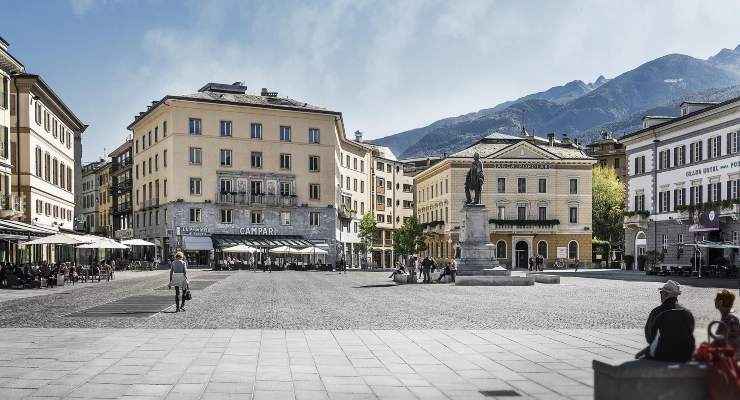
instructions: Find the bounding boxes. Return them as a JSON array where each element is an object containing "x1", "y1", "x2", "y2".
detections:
[
  {"x1": 456, "y1": 205, "x2": 505, "y2": 277},
  {"x1": 456, "y1": 276, "x2": 534, "y2": 286}
]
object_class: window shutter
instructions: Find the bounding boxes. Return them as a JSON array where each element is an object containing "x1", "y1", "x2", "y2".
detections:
[
  {"x1": 728, "y1": 132, "x2": 733, "y2": 154},
  {"x1": 699, "y1": 141, "x2": 704, "y2": 160},
  {"x1": 666, "y1": 150, "x2": 670, "y2": 168},
  {"x1": 682, "y1": 188, "x2": 686, "y2": 205},
  {"x1": 689, "y1": 143, "x2": 694, "y2": 162},
  {"x1": 717, "y1": 136, "x2": 722, "y2": 157},
  {"x1": 658, "y1": 154, "x2": 662, "y2": 170},
  {"x1": 690, "y1": 186, "x2": 695, "y2": 205},
  {"x1": 658, "y1": 192, "x2": 663, "y2": 213},
  {"x1": 728, "y1": 181, "x2": 732, "y2": 201},
  {"x1": 699, "y1": 185, "x2": 704, "y2": 203},
  {"x1": 666, "y1": 191, "x2": 671, "y2": 211},
  {"x1": 716, "y1": 184, "x2": 721, "y2": 202}
]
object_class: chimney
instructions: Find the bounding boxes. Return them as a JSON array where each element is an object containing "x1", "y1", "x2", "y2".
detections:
[
  {"x1": 547, "y1": 133, "x2": 555, "y2": 146},
  {"x1": 354, "y1": 130, "x2": 363, "y2": 142},
  {"x1": 561, "y1": 134, "x2": 571, "y2": 145},
  {"x1": 426, "y1": 157, "x2": 431, "y2": 166}
]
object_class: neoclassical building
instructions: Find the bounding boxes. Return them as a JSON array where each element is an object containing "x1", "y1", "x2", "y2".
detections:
[{"x1": 414, "y1": 132, "x2": 596, "y2": 268}]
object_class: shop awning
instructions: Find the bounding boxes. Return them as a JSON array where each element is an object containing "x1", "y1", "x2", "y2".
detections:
[
  {"x1": 211, "y1": 234, "x2": 315, "y2": 249},
  {"x1": 182, "y1": 236, "x2": 214, "y2": 251},
  {"x1": 0, "y1": 219, "x2": 57, "y2": 237},
  {"x1": 693, "y1": 240, "x2": 740, "y2": 249}
]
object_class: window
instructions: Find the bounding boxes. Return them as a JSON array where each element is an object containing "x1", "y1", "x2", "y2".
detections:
[
  {"x1": 658, "y1": 190, "x2": 670, "y2": 213},
  {"x1": 163, "y1": 179, "x2": 167, "y2": 197},
  {"x1": 220, "y1": 120, "x2": 232, "y2": 137},
  {"x1": 708, "y1": 182, "x2": 722, "y2": 203},
  {"x1": 496, "y1": 206, "x2": 505, "y2": 219},
  {"x1": 517, "y1": 178, "x2": 526, "y2": 193},
  {"x1": 67, "y1": 167, "x2": 72, "y2": 191},
  {"x1": 220, "y1": 149, "x2": 232, "y2": 166},
  {"x1": 613, "y1": 157, "x2": 621, "y2": 169},
  {"x1": 189, "y1": 208, "x2": 201, "y2": 222},
  {"x1": 44, "y1": 153, "x2": 51, "y2": 182},
  {"x1": 248, "y1": 210, "x2": 263, "y2": 224},
  {"x1": 35, "y1": 147, "x2": 42, "y2": 176},
  {"x1": 689, "y1": 141, "x2": 703, "y2": 162},
  {"x1": 360, "y1": 160, "x2": 364, "y2": 172},
  {"x1": 360, "y1": 181, "x2": 365, "y2": 193},
  {"x1": 353, "y1": 158, "x2": 357, "y2": 170},
  {"x1": 729, "y1": 180, "x2": 739, "y2": 200},
  {"x1": 163, "y1": 150, "x2": 167, "y2": 167},
  {"x1": 60, "y1": 163, "x2": 66, "y2": 189},
  {"x1": 674, "y1": 145, "x2": 686, "y2": 166},
  {"x1": 189, "y1": 147, "x2": 202, "y2": 164},
  {"x1": 276, "y1": 211, "x2": 290, "y2": 226},
  {"x1": 279, "y1": 153, "x2": 291, "y2": 170},
  {"x1": 729, "y1": 131, "x2": 739, "y2": 154},
  {"x1": 496, "y1": 241, "x2": 506, "y2": 259},
  {"x1": 221, "y1": 209, "x2": 232, "y2": 224},
  {"x1": 538, "y1": 178, "x2": 547, "y2": 193},
  {"x1": 376, "y1": 214, "x2": 385, "y2": 223},
  {"x1": 34, "y1": 103, "x2": 41, "y2": 124},
  {"x1": 537, "y1": 241, "x2": 548, "y2": 258},
  {"x1": 309, "y1": 184, "x2": 320, "y2": 200},
  {"x1": 189, "y1": 118, "x2": 201, "y2": 135},
  {"x1": 251, "y1": 180, "x2": 263, "y2": 195},
  {"x1": 677, "y1": 234, "x2": 684, "y2": 244},
  {"x1": 568, "y1": 241, "x2": 578, "y2": 260},
  {"x1": 189, "y1": 178, "x2": 201, "y2": 195},
  {"x1": 690, "y1": 185, "x2": 702, "y2": 205},
  {"x1": 219, "y1": 178, "x2": 232, "y2": 193},
  {"x1": 0, "y1": 77, "x2": 7, "y2": 109},
  {"x1": 309, "y1": 128, "x2": 320, "y2": 144},
  {"x1": 280, "y1": 126, "x2": 291, "y2": 142},
  {"x1": 309, "y1": 212, "x2": 320, "y2": 226},
  {"x1": 569, "y1": 207, "x2": 578, "y2": 224},
  {"x1": 517, "y1": 205, "x2": 527, "y2": 220},
  {"x1": 154, "y1": 126, "x2": 158, "y2": 142},
  {"x1": 662, "y1": 234, "x2": 668, "y2": 250},
  {"x1": 251, "y1": 152, "x2": 262, "y2": 168},
  {"x1": 163, "y1": 121, "x2": 167, "y2": 137},
  {"x1": 309, "y1": 155, "x2": 320, "y2": 172},
  {"x1": 497, "y1": 178, "x2": 505, "y2": 193},
  {"x1": 538, "y1": 206, "x2": 547, "y2": 220},
  {"x1": 155, "y1": 154, "x2": 159, "y2": 170},
  {"x1": 353, "y1": 179, "x2": 357, "y2": 191},
  {"x1": 250, "y1": 123, "x2": 262, "y2": 139},
  {"x1": 708, "y1": 136, "x2": 722, "y2": 159},
  {"x1": 279, "y1": 182, "x2": 291, "y2": 196},
  {"x1": 635, "y1": 194, "x2": 645, "y2": 211},
  {"x1": 377, "y1": 177, "x2": 384, "y2": 187},
  {"x1": 673, "y1": 187, "x2": 686, "y2": 210},
  {"x1": 634, "y1": 155, "x2": 646, "y2": 174},
  {"x1": 658, "y1": 149, "x2": 671, "y2": 170},
  {"x1": 569, "y1": 178, "x2": 578, "y2": 194}
]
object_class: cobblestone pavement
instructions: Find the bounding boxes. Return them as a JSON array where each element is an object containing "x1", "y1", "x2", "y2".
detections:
[
  {"x1": 0, "y1": 327, "x2": 649, "y2": 400},
  {"x1": 0, "y1": 270, "x2": 732, "y2": 329}
]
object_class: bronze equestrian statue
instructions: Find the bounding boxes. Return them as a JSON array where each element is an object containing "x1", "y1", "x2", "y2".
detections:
[{"x1": 465, "y1": 152, "x2": 484, "y2": 205}]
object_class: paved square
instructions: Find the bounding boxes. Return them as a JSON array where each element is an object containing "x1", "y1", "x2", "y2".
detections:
[{"x1": 0, "y1": 270, "x2": 733, "y2": 399}]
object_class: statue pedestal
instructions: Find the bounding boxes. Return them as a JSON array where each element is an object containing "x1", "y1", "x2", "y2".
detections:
[
  {"x1": 456, "y1": 205, "x2": 537, "y2": 286},
  {"x1": 456, "y1": 205, "x2": 505, "y2": 277}
]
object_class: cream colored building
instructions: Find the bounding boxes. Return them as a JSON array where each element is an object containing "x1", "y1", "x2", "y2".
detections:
[
  {"x1": 0, "y1": 36, "x2": 24, "y2": 219},
  {"x1": 11, "y1": 73, "x2": 85, "y2": 231},
  {"x1": 414, "y1": 132, "x2": 595, "y2": 268},
  {"x1": 109, "y1": 139, "x2": 133, "y2": 240},
  {"x1": 96, "y1": 162, "x2": 112, "y2": 237},
  {"x1": 336, "y1": 133, "x2": 372, "y2": 266},
  {"x1": 128, "y1": 82, "x2": 360, "y2": 266},
  {"x1": 79, "y1": 161, "x2": 102, "y2": 233}
]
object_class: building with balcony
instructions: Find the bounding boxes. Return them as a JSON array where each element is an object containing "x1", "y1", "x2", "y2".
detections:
[
  {"x1": 0, "y1": 37, "x2": 25, "y2": 221},
  {"x1": 413, "y1": 131, "x2": 595, "y2": 268},
  {"x1": 78, "y1": 161, "x2": 103, "y2": 233},
  {"x1": 584, "y1": 131, "x2": 626, "y2": 181},
  {"x1": 96, "y1": 162, "x2": 112, "y2": 237},
  {"x1": 336, "y1": 132, "x2": 372, "y2": 267},
  {"x1": 621, "y1": 99, "x2": 740, "y2": 271},
  {"x1": 127, "y1": 82, "x2": 357, "y2": 266},
  {"x1": 109, "y1": 138, "x2": 133, "y2": 240},
  {"x1": 10, "y1": 71, "x2": 86, "y2": 231}
]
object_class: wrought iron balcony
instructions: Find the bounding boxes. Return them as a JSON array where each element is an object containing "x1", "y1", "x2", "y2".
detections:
[
  {"x1": 215, "y1": 193, "x2": 299, "y2": 208},
  {"x1": 111, "y1": 158, "x2": 133, "y2": 173},
  {"x1": 140, "y1": 197, "x2": 160, "y2": 211},
  {"x1": 113, "y1": 201, "x2": 132, "y2": 214},
  {"x1": 489, "y1": 219, "x2": 559, "y2": 233}
]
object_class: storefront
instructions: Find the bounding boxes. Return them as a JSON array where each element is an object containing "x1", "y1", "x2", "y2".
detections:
[{"x1": 0, "y1": 219, "x2": 58, "y2": 263}]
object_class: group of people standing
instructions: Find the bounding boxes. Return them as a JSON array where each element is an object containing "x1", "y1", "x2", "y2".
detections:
[
  {"x1": 528, "y1": 255, "x2": 546, "y2": 271},
  {"x1": 391, "y1": 256, "x2": 457, "y2": 284}
]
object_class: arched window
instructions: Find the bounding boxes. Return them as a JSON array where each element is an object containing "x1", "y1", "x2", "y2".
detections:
[
  {"x1": 537, "y1": 241, "x2": 548, "y2": 258},
  {"x1": 568, "y1": 240, "x2": 579, "y2": 260},
  {"x1": 496, "y1": 240, "x2": 507, "y2": 259}
]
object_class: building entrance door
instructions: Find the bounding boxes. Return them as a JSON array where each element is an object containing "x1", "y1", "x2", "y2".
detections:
[{"x1": 515, "y1": 241, "x2": 529, "y2": 269}]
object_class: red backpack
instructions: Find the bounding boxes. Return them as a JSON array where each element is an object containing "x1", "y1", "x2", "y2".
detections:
[{"x1": 694, "y1": 321, "x2": 740, "y2": 400}]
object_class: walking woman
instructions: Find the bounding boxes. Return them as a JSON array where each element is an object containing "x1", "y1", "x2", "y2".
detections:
[{"x1": 169, "y1": 252, "x2": 188, "y2": 312}]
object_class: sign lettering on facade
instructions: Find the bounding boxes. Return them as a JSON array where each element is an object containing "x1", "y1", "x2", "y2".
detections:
[
  {"x1": 238, "y1": 227, "x2": 276, "y2": 235},
  {"x1": 556, "y1": 247, "x2": 567, "y2": 259},
  {"x1": 685, "y1": 160, "x2": 740, "y2": 178}
]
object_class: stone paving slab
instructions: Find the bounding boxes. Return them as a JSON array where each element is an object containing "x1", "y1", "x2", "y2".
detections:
[{"x1": 0, "y1": 328, "x2": 659, "y2": 400}]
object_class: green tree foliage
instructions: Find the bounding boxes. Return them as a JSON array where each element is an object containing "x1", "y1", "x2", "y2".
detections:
[
  {"x1": 392, "y1": 216, "x2": 428, "y2": 258},
  {"x1": 592, "y1": 165, "x2": 626, "y2": 245},
  {"x1": 357, "y1": 213, "x2": 378, "y2": 263}
]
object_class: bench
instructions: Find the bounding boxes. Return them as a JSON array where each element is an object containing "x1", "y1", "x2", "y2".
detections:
[
  {"x1": 529, "y1": 274, "x2": 560, "y2": 284},
  {"x1": 593, "y1": 359, "x2": 706, "y2": 400}
]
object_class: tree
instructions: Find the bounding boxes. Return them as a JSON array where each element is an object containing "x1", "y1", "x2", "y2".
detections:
[
  {"x1": 393, "y1": 216, "x2": 428, "y2": 262},
  {"x1": 592, "y1": 165, "x2": 626, "y2": 264},
  {"x1": 357, "y1": 213, "x2": 378, "y2": 267}
]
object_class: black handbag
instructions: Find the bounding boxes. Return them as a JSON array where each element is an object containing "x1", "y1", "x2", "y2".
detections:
[{"x1": 183, "y1": 289, "x2": 192, "y2": 300}]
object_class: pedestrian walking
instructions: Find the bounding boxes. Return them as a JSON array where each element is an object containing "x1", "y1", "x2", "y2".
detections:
[
  {"x1": 450, "y1": 257, "x2": 457, "y2": 283},
  {"x1": 168, "y1": 251, "x2": 188, "y2": 312},
  {"x1": 528, "y1": 256, "x2": 535, "y2": 271},
  {"x1": 574, "y1": 258, "x2": 581, "y2": 272},
  {"x1": 421, "y1": 256, "x2": 433, "y2": 283}
]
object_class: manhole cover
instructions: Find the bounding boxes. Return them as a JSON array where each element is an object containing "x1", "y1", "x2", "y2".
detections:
[
  {"x1": 68, "y1": 295, "x2": 175, "y2": 317},
  {"x1": 480, "y1": 390, "x2": 520, "y2": 397}
]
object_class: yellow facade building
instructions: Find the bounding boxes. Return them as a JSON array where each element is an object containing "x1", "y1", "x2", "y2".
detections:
[{"x1": 414, "y1": 132, "x2": 596, "y2": 268}]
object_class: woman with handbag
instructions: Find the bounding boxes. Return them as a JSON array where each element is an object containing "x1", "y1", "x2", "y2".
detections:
[{"x1": 169, "y1": 252, "x2": 188, "y2": 312}]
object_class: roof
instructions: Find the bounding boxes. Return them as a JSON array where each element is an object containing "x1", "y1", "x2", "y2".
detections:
[
  {"x1": 621, "y1": 94, "x2": 740, "y2": 141},
  {"x1": 128, "y1": 87, "x2": 341, "y2": 130},
  {"x1": 0, "y1": 38, "x2": 24, "y2": 73},
  {"x1": 641, "y1": 115, "x2": 673, "y2": 120},
  {"x1": 450, "y1": 133, "x2": 593, "y2": 160},
  {"x1": 108, "y1": 139, "x2": 133, "y2": 157},
  {"x1": 680, "y1": 101, "x2": 719, "y2": 106},
  {"x1": 14, "y1": 73, "x2": 85, "y2": 131}
]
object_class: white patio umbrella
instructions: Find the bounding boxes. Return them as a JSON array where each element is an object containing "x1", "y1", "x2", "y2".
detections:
[
  {"x1": 77, "y1": 239, "x2": 130, "y2": 249},
  {"x1": 121, "y1": 239, "x2": 156, "y2": 246},
  {"x1": 22, "y1": 233, "x2": 90, "y2": 246},
  {"x1": 297, "y1": 246, "x2": 328, "y2": 264},
  {"x1": 269, "y1": 245, "x2": 299, "y2": 254},
  {"x1": 223, "y1": 244, "x2": 258, "y2": 253}
]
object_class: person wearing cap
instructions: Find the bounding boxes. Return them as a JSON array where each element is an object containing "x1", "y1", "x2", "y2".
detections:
[{"x1": 636, "y1": 280, "x2": 695, "y2": 362}]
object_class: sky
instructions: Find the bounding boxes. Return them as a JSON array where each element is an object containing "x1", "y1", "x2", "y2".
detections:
[{"x1": 3, "y1": 0, "x2": 740, "y2": 162}]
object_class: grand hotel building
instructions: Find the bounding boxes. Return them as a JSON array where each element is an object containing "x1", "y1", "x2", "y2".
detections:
[
  {"x1": 622, "y1": 99, "x2": 740, "y2": 269},
  {"x1": 414, "y1": 131, "x2": 595, "y2": 268},
  {"x1": 128, "y1": 82, "x2": 371, "y2": 266}
]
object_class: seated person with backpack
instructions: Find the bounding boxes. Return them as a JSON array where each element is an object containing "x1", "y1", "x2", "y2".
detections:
[{"x1": 636, "y1": 280, "x2": 695, "y2": 362}]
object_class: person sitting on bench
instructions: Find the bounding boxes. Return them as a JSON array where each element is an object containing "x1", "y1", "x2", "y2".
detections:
[{"x1": 636, "y1": 280, "x2": 695, "y2": 362}]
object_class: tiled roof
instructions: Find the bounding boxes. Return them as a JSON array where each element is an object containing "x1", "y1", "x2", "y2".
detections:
[
  {"x1": 178, "y1": 91, "x2": 332, "y2": 113},
  {"x1": 451, "y1": 143, "x2": 510, "y2": 158},
  {"x1": 451, "y1": 137, "x2": 593, "y2": 160}
]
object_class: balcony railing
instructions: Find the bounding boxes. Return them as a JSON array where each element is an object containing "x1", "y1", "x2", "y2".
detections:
[
  {"x1": 338, "y1": 205, "x2": 357, "y2": 220},
  {"x1": 215, "y1": 193, "x2": 299, "y2": 208},
  {"x1": 489, "y1": 219, "x2": 559, "y2": 233},
  {"x1": 140, "y1": 197, "x2": 160, "y2": 211},
  {"x1": 110, "y1": 179, "x2": 132, "y2": 194},
  {"x1": 623, "y1": 212, "x2": 650, "y2": 228},
  {"x1": 0, "y1": 194, "x2": 24, "y2": 218},
  {"x1": 114, "y1": 201, "x2": 132, "y2": 214},
  {"x1": 111, "y1": 158, "x2": 133, "y2": 173}
]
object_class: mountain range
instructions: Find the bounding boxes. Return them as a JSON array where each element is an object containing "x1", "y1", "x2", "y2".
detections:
[{"x1": 371, "y1": 44, "x2": 740, "y2": 159}]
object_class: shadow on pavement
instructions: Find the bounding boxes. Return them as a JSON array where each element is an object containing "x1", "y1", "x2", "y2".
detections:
[
  {"x1": 353, "y1": 284, "x2": 397, "y2": 289},
  {"x1": 539, "y1": 270, "x2": 738, "y2": 289}
]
